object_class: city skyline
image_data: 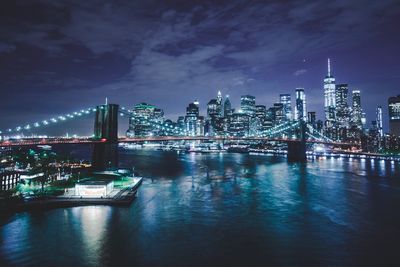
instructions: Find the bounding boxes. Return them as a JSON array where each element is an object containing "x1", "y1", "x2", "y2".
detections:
[{"x1": 1, "y1": 0, "x2": 400, "y2": 134}]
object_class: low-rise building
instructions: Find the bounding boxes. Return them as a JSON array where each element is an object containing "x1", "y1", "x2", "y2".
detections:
[{"x1": 1, "y1": 171, "x2": 20, "y2": 191}]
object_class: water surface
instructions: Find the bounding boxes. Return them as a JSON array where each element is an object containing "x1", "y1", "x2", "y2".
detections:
[{"x1": 1, "y1": 150, "x2": 400, "y2": 266}]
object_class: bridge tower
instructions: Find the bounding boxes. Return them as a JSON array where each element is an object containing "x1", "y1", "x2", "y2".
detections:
[
  {"x1": 287, "y1": 120, "x2": 307, "y2": 162},
  {"x1": 92, "y1": 103, "x2": 119, "y2": 171}
]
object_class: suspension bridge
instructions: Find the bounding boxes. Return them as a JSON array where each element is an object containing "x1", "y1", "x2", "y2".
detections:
[{"x1": 0, "y1": 103, "x2": 357, "y2": 170}]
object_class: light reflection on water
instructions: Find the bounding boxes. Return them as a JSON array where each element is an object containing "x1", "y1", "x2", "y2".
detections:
[{"x1": 1, "y1": 150, "x2": 400, "y2": 266}]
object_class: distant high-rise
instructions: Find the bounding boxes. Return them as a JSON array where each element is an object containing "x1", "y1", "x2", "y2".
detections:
[
  {"x1": 255, "y1": 105, "x2": 267, "y2": 119},
  {"x1": 207, "y1": 99, "x2": 219, "y2": 117},
  {"x1": 351, "y1": 90, "x2": 362, "y2": 129},
  {"x1": 273, "y1": 103, "x2": 285, "y2": 125},
  {"x1": 376, "y1": 106, "x2": 383, "y2": 136},
  {"x1": 335, "y1": 84, "x2": 349, "y2": 128},
  {"x1": 228, "y1": 112, "x2": 249, "y2": 136},
  {"x1": 216, "y1": 90, "x2": 223, "y2": 117},
  {"x1": 307, "y1": 111, "x2": 316, "y2": 126},
  {"x1": 126, "y1": 103, "x2": 164, "y2": 137},
  {"x1": 279, "y1": 94, "x2": 292, "y2": 120},
  {"x1": 240, "y1": 95, "x2": 256, "y2": 116},
  {"x1": 388, "y1": 95, "x2": 400, "y2": 136},
  {"x1": 186, "y1": 101, "x2": 199, "y2": 117},
  {"x1": 295, "y1": 88, "x2": 307, "y2": 121},
  {"x1": 208, "y1": 91, "x2": 223, "y2": 118},
  {"x1": 185, "y1": 101, "x2": 201, "y2": 136},
  {"x1": 324, "y1": 58, "x2": 336, "y2": 125},
  {"x1": 223, "y1": 95, "x2": 232, "y2": 117}
]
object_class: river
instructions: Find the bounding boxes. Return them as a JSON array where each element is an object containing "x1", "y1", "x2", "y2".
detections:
[{"x1": 1, "y1": 149, "x2": 400, "y2": 266}]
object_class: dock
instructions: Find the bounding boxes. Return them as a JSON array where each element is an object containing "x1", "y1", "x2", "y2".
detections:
[{"x1": 11, "y1": 177, "x2": 143, "y2": 212}]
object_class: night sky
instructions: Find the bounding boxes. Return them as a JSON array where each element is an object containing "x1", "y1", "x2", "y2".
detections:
[{"x1": 1, "y1": 0, "x2": 400, "y2": 135}]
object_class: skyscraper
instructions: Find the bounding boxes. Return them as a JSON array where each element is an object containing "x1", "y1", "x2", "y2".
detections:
[
  {"x1": 335, "y1": 84, "x2": 349, "y2": 128},
  {"x1": 185, "y1": 101, "x2": 201, "y2": 136},
  {"x1": 295, "y1": 88, "x2": 307, "y2": 121},
  {"x1": 307, "y1": 111, "x2": 316, "y2": 126},
  {"x1": 324, "y1": 58, "x2": 336, "y2": 126},
  {"x1": 279, "y1": 94, "x2": 292, "y2": 120},
  {"x1": 240, "y1": 95, "x2": 256, "y2": 116},
  {"x1": 126, "y1": 103, "x2": 164, "y2": 137},
  {"x1": 216, "y1": 90, "x2": 223, "y2": 117},
  {"x1": 376, "y1": 106, "x2": 383, "y2": 136},
  {"x1": 351, "y1": 90, "x2": 362, "y2": 129},
  {"x1": 207, "y1": 99, "x2": 219, "y2": 117},
  {"x1": 388, "y1": 95, "x2": 400, "y2": 136},
  {"x1": 223, "y1": 95, "x2": 232, "y2": 117}
]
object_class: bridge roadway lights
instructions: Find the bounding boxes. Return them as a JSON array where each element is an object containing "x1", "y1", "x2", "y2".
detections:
[{"x1": 92, "y1": 104, "x2": 119, "y2": 171}]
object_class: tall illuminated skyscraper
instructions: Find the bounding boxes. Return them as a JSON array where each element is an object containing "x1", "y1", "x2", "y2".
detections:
[
  {"x1": 240, "y1": 95, "x2": 256, "y2": 116},
  {"x1": 216, "y1": 90, "x2": 223, "y2": 117},
  {"x1": 185, "y1": 101, "x2": 201, "y2": 136},
  {"x1": 376, "y1": 106, "x2": 383, "y2": 136},
  {"x1": 279, "y1": 94, "x2": 292, "y2": 120},
  {"x1": 224, "y1": 95, "x2": 232, "y2": 117},
  {"x1": 388, "y1": 95, "x2": 400, "y2": 136},
  {"x1": 335, "y1": 83, "x2": 349, "y2": 128},
  {"x1": 324, "y1": 58, "x2": 336, "y2": 126},
  {"x1": 351, "y1": 90, "x2": 362, "y2": 129},
  {"x1": 295, "y1": 88, "x2": 307, "y2": 121}
]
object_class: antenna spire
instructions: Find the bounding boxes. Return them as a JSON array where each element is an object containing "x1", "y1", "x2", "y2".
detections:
[
  {"x1": 328, "y1": 58, "x2": 331, "y2": 77},
  {"x1": 105, "y1": 97, "x2": 108, "y2": 105}
]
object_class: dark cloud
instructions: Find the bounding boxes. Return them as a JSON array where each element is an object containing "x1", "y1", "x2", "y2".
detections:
[{"x1": 0, "y1": 0, "x2": 400, "y2": 134}]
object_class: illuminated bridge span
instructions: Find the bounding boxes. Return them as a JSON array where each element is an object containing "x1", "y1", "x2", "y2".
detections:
[
  {"x1": 0, "y1": 103, "x2": 356, "y2": 169},
  {"x1": 0, "y1": 136, "x2": 354, "y2": 147}
]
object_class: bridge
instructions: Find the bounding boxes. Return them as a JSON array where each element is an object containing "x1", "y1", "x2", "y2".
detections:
[{"x1": 0, "y1": 103, "x2": 357, "y2": 170}]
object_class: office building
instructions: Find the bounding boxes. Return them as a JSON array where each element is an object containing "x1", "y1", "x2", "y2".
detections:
[
  {"x1": 126, "y1": 103, "x2": 164, "y2": 137},
  {"x1": 351, "y1": 90, "x2": 362, "y2": 129},
  {"x1": 388, "y1": 95, "x2": 400, "y2": 136},
  {"x1": 185, "y1": 101, "x2": 202, "y2": 136},
  {"x1": 335, "y1": 84, "x2": 350, "y2": 128},
  {"x1": 224, "y1": 95, "x2": 232, "y2": 117},
  {"x1": 240, "y1": 95, "x2": 256, "y2": 116},
  {"x1": 376, "y1": 106, "x2": 383, "y2": 136},
  {"x1": 1, "y1": 171, "x2": 20, "y2": 191},
  {"x1": 307, "y1": 111, "x2": 316, "y2": 126},
  {"x1": 295, "y1": 88, "x2": 307, "y2": 121},
  {"x1": 279, "y1": 94, "x2": 292, "y2": 120}
]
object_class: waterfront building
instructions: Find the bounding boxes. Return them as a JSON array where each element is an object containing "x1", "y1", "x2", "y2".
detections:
[
  {"x1": 126, "y1": 103, "x2": 165, "y2": 137},
  {"x1": 324, "y1": 58, "x2": 336, "y2": 126},
  {"x1": 240, "y1": 95, "x2": 256, "y2": 116},
  {"x1": 388, "y1": 95, "x2": 400, "y2": 136},
  {"x1": 295, "y1": 88, "x2": 307, "y2": 121},
  {"x1": 279, "y1": 94, "x2": 292, "y2": 120},
  {"x1": 0, "y1": 171, "x2": 20, "y2": 191},
  {"x1": 75, "y1": 180, "x2": 114, "y2": 198}
]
